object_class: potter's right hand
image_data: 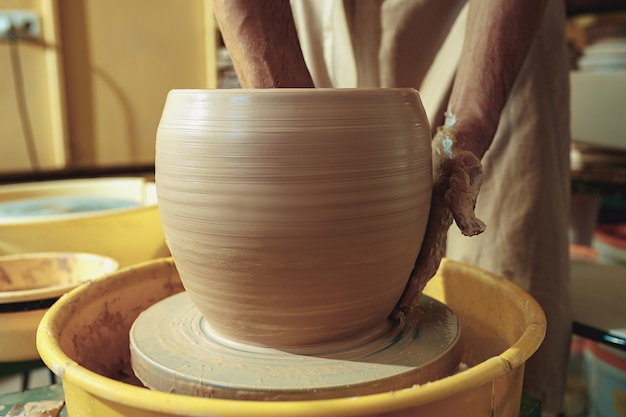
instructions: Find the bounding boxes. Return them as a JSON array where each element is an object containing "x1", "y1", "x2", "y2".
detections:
[
  {"x1": 387, "y1": 0, "x2": 552, "y2": 319},
  {"x1": 391, "y1": 114, "x2": 486, "y2": 327}
]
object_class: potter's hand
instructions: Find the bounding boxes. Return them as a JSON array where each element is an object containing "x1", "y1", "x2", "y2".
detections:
[{"x1": 391, "y1": 115, "x2": 486, "y2": 327}]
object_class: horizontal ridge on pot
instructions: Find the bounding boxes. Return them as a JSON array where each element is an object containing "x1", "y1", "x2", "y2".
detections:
[{"x1": 155, "y1": 88, "x2": 432, "y2": 348}]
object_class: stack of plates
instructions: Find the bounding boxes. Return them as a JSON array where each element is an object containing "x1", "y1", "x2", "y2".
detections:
[
  {"x1": 578, "y1": 19, "x2": 626, "y2": 72},
  {"x1": 593, "y1": 223, "x2": 626, "y2": 265}
]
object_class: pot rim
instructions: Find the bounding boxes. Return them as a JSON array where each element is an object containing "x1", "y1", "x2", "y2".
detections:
[{"x1": 166, "y1": 87, "x2": 420, "y2": 96}]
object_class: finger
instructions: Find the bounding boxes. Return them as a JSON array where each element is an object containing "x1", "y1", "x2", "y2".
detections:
[
  {"x1": 443, "y1": 151, "x2": 486, "y2": 236},
  {"x1": 390, "y1": 195, "x2": 452, "y2": 328}
]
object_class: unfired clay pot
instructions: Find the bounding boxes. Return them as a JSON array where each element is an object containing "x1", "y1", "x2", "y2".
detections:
[{"x1": 155, "y1": 89, "x2": 432, "y2": 348}]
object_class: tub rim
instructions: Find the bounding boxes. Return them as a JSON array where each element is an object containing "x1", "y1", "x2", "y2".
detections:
[{"x1": 36, "y1": 257, "x2": 546, "y2": 417}]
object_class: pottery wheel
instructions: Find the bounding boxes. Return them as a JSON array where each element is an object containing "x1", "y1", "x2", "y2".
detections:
[{"x1": 130, "y1": 292, "x2": 461, "y2": 400}]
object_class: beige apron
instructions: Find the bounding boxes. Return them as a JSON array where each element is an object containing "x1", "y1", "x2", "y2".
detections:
[{"x1": 291, "y1": 0, "x2": 572, "y2": 412}]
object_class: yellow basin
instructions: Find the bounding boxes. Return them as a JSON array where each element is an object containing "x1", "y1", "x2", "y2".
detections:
[
  {"x1": 0, "y1": 177, "x2": 169, "y2": 267},
  {"x1": 0, "y1": 252, "x2": 119, "y2": 362},
  {"x1": 37, "y1": 258, "x2": 546, "y2": 416}
]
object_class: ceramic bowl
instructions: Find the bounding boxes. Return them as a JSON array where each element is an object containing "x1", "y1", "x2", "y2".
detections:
[
  {"x1": 0, "y1": 177, "x2": 170, "y2": 267},
  {"x1": 0, "y1": 252, "x2": 119, "y2": 362},
  {"x1": 156, "y1": 88, "x2": 432, "y2": 347}
]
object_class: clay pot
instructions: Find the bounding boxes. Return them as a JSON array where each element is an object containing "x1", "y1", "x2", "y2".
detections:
[{"x1": 155, "y1": 89, "x2": 432, "y2": 348}]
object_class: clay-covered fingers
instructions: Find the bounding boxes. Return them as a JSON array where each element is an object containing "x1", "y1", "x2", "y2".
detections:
[
  {"x1": 432, "y1": 125, "x2": 486, "y2": 237},
  {"x1": 390, "y1": 194, "x2": 453, "y2": 327},
  {"x1": 390, "y1": 122, "x2": 487, "y2": 328},
  {"x1": 441, "y1": 151, "x2": 486, "y2": 236}
]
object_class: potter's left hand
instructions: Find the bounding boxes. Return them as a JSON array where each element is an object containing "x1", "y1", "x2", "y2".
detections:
[{"x1": 391, "y1": 115, "x2": 486, "y2": 327}]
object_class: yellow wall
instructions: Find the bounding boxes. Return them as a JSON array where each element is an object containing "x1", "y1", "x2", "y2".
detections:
[
  {"x1": 0, "y1": 0, "x2": 66, "y2": 173},
  {"x1": 59, "y1": 0, "x2": 216, "y2": 167},
  {"x1": 0, "y1": 0, "x2": 216, "y2": 173}
]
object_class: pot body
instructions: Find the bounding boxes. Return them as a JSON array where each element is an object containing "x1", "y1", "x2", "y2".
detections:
[{"x1": 155, "y1": 89, "x2": 432, "y2": 347}]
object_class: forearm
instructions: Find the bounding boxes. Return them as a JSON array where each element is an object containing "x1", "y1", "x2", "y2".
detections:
[
  {"x1": 211, "y1": 0, "x2": 314, "y2": 88},
  {"x1": 447, "y1": 0, "x2": 548, "y2": 158}
]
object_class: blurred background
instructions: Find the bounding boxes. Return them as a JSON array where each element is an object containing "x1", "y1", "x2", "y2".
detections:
[{"x1": 0, "y1": 1, "x2": 625, "y2": 416}]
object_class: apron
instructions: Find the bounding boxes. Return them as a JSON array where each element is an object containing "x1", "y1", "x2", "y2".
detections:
[{"x1": 291, "y1": 0, "x2": 572, "y2": 412}]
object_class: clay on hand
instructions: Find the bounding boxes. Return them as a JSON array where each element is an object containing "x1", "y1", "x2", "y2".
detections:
[{"x1": 391, "y1": 116, "x2": 486, "y2": 328}]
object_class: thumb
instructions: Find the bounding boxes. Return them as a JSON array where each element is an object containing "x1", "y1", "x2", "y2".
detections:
[
  {"x1": 432, "y1": 124, "x2": 486, "y2": 237},
  {"x1": 443, "y1": 151, "x2": 486, "y2": 236}
]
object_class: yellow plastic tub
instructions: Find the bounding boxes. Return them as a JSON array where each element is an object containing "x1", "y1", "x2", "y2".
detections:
[
  {"x1": 0, "y1": 177, "x2": 169, "y2": 266},
  {"x1": 0, "y1": 252, "x2": 119, "y2": 362},
  {"x1": 37, "y1": 258, "x2": 546, "y2": 416}
]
